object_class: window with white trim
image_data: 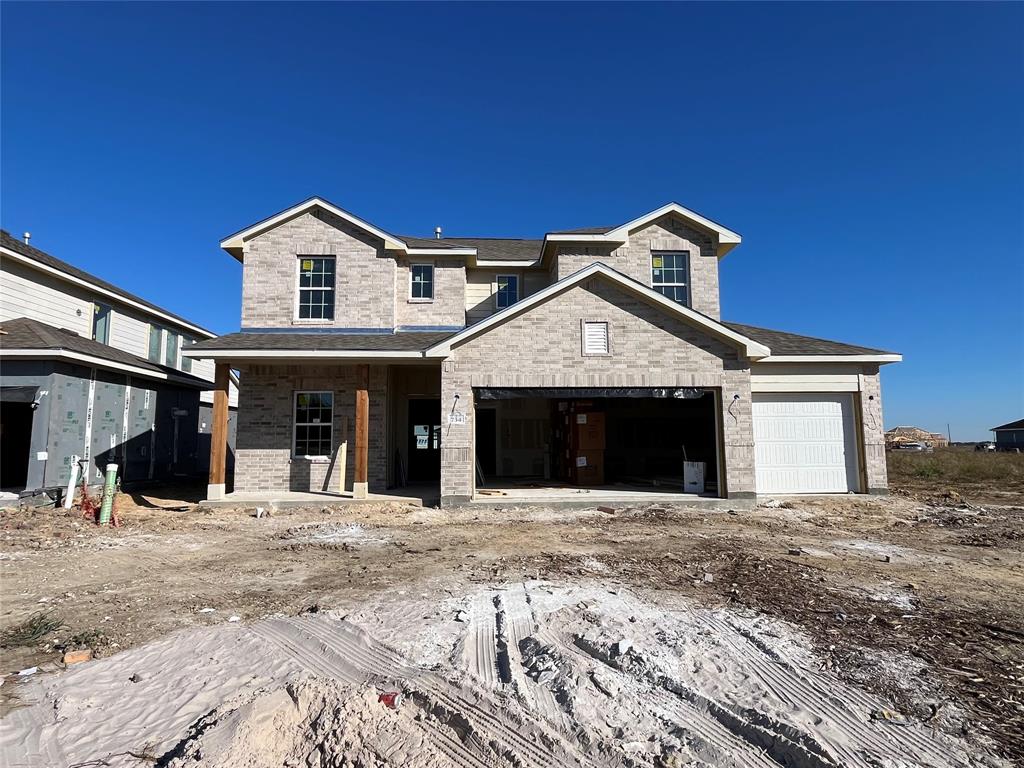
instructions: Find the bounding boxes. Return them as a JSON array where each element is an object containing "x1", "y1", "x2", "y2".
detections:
[
  {"x1": 294, "y1": 391, "x2": 333, "y2": 457},
  {"x1": 582, "y1": 321, "x2": 609, "y2": 355},
  {"x1": 496, "y1": 274, "x2": 519, "y2": 309},
  {"x1": 164, "y1": 330, "x2": 179, "y2": 367},
  {"x1": 410, "y1": 264, "x2": 434, "y2": 300},
  {"x1": 92, "y1": 303, "x2": 111, "y2": 344},
  {"x1": 297, "y1": 257, "x2": 336, "y2": 320},
  {"x1": 148, "y1": 324, "x2": 163, "y2": 362},
  {"x1": 651, "y1": 251, "x2": 690, "y2": 306}
]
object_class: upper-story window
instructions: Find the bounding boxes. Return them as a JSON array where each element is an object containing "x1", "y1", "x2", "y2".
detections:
[
  {"x1": 92, "y1": 303, "x2": 111, "y2": 344},
  {"x1": 181, "y1": 336, "x2": 194, "y2": 373},
  {"x1": 652, "y1": 252, "x2": 690, "y2": 306},
  {"x1": 297, "y1": 256, "x2": 336, "y2": 321},
  {"x1": 410, "y1": 264, "x2": 434, "y2": 300},
  {"x1": 165, "y1": 331, "x2": 179, "y2": 368},
  {"x1": 148, "y1": 324, "x2": 163, "y2": 362},
  {"x1": 496, "y1": 275, "x2": 519, "y2": 309}
]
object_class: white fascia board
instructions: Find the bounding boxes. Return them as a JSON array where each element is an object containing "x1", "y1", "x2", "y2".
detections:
[
  {"x1": 220, "y1": 197, "x2": 407, "y2": 255},
  {"x1": 544, "y1": 233, "x2": 623, "y2": 243},
  {"x1": 474, "y1": 259, "x2": 544, "y2": 268},
  {"x1": 1, "y1": 349, "x2": 208, "y2": 387},
  {"x1": 0, "y1": 246, "x2": 214, "y2": 338},
  {"x1": 425, "y1": 262, "x2": 770, "y2": 359},
  {"x1": 181, "y1": 348, "x2": 426, "y2": 360},
  {"x1": 759, "y1": 354, "x2": 903, "y2": 364},
  {"x1": 406, "y1": 248, "x2": 477, "y2": 257},
  {"x1": 605, "y1": 203, "x2": 742, "y2": 257}
]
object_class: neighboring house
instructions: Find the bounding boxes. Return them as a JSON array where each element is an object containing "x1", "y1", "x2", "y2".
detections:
[
  {"x1": 885, "y1": 426, "x2": 948, "y2": 449},
  {"x1": 991, "y1": 419, "x2": 1024, "y2": 451},
  {"x1": 188, "y1": 197, "x2": 901, "y2": 505},
  {"x1": 0, "y1": 230, "x2": 238, "y2": 495}
]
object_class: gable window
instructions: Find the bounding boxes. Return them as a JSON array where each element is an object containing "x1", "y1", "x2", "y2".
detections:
[
  {"x1": 410, "y1": 264, "x2": 434, "y2": 300},
  {"x1": 294, "y1": 391, "x2": 333, "y2": 458},
  {"x1": 92, "y1": 303, "x2": 111, "y2": 344},
  {"x1": 165, "y1": 330, "x2": 179, "y2": 367},
  {"x1": 496, "y1": 275, "x2": 519, "y2": 309},
  {"x1": 652, "y1": 252, "x2": 690, "y2": 306},
  {"x1": 148, "y1": 325, "x2": 163, "y2": 362},
  {"x1": 582, "y1": 321, "x2": 609, "y2": 355},
  {"x1": 297, "y1": 256, "x2": 336, "y2": 320}
]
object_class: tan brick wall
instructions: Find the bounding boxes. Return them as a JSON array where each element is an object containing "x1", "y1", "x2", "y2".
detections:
[
  {"x1": 241, "y1": 211, "x2": 397, "y2": 329},
  {"x1": 858, "y1": 367, "x2": 889, "y2": 492},
  {"x1": 234, "y1": 364, "x2": 388, "y2": 493},
  {"x1": 554, "y1": 214, "x2": 721, "y2": 319},
  {"x1": 439, "y1": 276, "x2": 754, "y2": 502},
  {"x1": 394, "y1": 257, "x2": 466, "y2": 328}
]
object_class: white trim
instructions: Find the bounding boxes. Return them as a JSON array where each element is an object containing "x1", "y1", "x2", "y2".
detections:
[
  {"x1": 410, "y1": 262, "x2": 435, "y2": 301},
  {"x1": 0, "y1": 348, "x2": 208, "y2": 386},
  {"x1": 181, "y1": 348, "x2": 426, "y2": 360},
  {"x1": 475, "y1": 259, "x2": 543, "y2": 268},
  {"x1": 494, "y1": 273, "x2": 519, "y2": 310},
  {"x1": 759, "y1": 355, "x2": 903, "y2": 363},
  {"x1": 294, "y1": 255, "x2": 338, "y2": 323},
  {"x1": 221, "y1": 197, "x2": 406, "y2": 256},
  {"x1": 407, "y1": 248, "x2": 477, "y2": 257},
  {"x1": 543, "y1": 234, "x2": 619, "y2": 243},
  {"x1": 581, "y1": 320, "x2": 610, "y2": 356},
  {"x1": 606, "y1": 203, "x2": 742, "y2": 257},
  {"x1": 0, "y1": 246, "x2": 214, "y2": 338},
  {"x1": 292, "y1": 390, "x2": 334, "y2": 460},
  {"x1": 426, "y1": 262, "x2": 771, "y2": 359}
]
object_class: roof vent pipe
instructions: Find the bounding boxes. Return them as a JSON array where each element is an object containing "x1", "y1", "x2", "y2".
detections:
[
  {"x1": 23, "y1": 232, "x2": 31, "y2": 245},
  {"x1": 434, "y1": 226, "x2": 442, "y2": 240}
]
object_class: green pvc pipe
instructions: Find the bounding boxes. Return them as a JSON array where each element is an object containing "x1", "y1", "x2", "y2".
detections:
[{"x1": 99, "y1": 463, "x2": 118, "y2": 526}]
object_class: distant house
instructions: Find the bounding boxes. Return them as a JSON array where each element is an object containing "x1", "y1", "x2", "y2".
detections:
[
  {"x1": 885, "y1": 426, "x2": 947, "y2": 449},
  {"x1": 991, "y1": 419, "x2": 1024, "y2": 451},
  {"x1": 0, "y1": 230, "x2": 239, "y2": 496}
]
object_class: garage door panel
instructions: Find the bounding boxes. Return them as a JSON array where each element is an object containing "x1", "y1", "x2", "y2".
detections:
[{"x1": 753, "y1": 394, "x2": 859, "y2": 494}]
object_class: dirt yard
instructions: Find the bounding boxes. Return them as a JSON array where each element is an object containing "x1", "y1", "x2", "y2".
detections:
[{"x1": 1, "y1": 456, "x2": 1021, "y2": 766}]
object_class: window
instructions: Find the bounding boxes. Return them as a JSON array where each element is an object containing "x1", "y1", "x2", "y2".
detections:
[
  {"x1": 582, "y1": 321, "x2": 609, "y2": 355},
  {"x1": 496, "y1": 275, "x2": 519, "y2": 309},
  {"x1": 165, "y1": 331, "x2": 179, "y2": 367},
  {"x1": 181, "y1": 336, "x2": 194, "y2": 373},
  {"x1": 148, "y1": 325, "x2": 163, "y2": 362},
  {"x1": 92, "y1": 303, "x2": 111, "y2": 344},
  {"x1": 294, "y1": 391, "x2": 333, "y2": 457},
  {"x1": 410, "y1": 264, "x2": 434, "y2": 300},
  {"x1": 297, "y1": 257, "x2": 336, "y2": 320},
  {"x1": 652, "y1": 252, "x2": 690, "y2": 306}
]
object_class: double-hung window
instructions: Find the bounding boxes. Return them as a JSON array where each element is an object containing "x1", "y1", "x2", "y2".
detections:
[
  {"x1": 651, "y1": 252, "x2": 690, "y2": 306},
  {"x1": 297, "y1": 257, "x2": 336, "y2": 320},
  {"x1": 410, "y1": 264, "x2": 434, "y2": 300},
  {"x1": 92, "y1": 303, "x2": 111, "y2": 344},
  {"x1": 496, "y1": 275, "x2": 519, "y2": 309},
  {"x1": 294, "y1": 391, "x2": 333, "y2": 458}
]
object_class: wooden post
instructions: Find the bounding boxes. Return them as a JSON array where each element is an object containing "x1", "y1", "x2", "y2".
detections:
[
  {"x1": 208, "y1": 362, "x2": 230, "y2": 500},
  {"x1": 353, "y1": 364, "x2": 369, "y2": 498}
]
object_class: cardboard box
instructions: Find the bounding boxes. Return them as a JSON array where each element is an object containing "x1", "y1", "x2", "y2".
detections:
[
  {"x1": 683, "y1": 461, "x2": 705, "y2": 494},
  {"x1": 570, "y1": 450, "x2": 605, "y2": 485},
  {"x1": 572, "y1": 412, "x2": 606, "y2": 450}
]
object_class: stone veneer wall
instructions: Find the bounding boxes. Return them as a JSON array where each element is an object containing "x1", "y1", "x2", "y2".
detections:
[
  {"x1": 858, "y1": 367, "x2": 889, "y2": 493},
  {"x1": 554, "y1": 215, "x2": 722, "y2": 320},
  {"x1": 233, "y1": 364, "x2": 388, "y2": 493},
  {"x1": 439, "y1": 277, "x2": 754, "y2": 504},
  {"x1": 240, "y1": 211, "x2": 398, "y2": 330}
]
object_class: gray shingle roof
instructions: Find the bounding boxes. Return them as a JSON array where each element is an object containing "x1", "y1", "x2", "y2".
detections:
[
  {"x1": 0, "y1": 230, "x2": 213, "y2": 336},
  {"x1": 399, "y1": 236, "x2": 543, "y2": 262},
  {"x1": 189, "y1": 330, "x2": 456, "y2": 353},
  {"x1": 547, "y1": 226, "x2": 616, "y2": 235},
  {"x1": 0, "y1": 317, "x2": 210, "y2": 386},
  {"x1": 722, "y1": 322, "x2": 896, "y2": 356}
]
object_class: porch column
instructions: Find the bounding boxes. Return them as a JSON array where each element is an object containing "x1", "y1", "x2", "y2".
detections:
[
  {"x1": 208, "y1": 362, "x2": 230, "y2": 500},
  {"x1": 353, "y1": 363, "x2": 369, "y2": 498}
]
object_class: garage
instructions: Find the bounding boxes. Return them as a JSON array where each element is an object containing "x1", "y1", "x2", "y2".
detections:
[
  {"x1": 473, "y1": 387, "x2": 722, "y2": 499},
  {"x1": 752, "y1": 393, "x2": 860, "y2": 494}
]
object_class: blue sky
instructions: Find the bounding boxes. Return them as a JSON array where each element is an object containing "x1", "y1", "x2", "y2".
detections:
[{"x1": 2, "y1": 2, "x2": 1021, "y2": 439}]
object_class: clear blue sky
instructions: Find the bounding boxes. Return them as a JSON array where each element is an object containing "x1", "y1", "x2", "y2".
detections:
[{"x1": 2, "y1": 2, "x2": 1021, "y2": 439}]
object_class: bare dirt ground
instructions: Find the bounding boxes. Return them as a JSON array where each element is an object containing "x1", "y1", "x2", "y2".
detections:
[{"x1": 0, "y1": 462, "x2": 1021, "y2": 766}]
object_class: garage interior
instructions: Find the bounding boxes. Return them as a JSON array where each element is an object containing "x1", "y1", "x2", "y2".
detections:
[{"x1": 473, "y1": 387, "x2": 721, "y2": 500}]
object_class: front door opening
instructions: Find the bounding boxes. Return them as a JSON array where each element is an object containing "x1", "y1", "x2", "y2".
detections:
[
  {"x1": 0, "y1": 401, "x2": 34, "y2": 490},
  {"x1": 407, "y1": 398, "x2": 441, "y2": 482}
]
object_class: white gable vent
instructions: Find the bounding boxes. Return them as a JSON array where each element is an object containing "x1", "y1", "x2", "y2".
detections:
[{"x1": 583, "y1": 321, "x2": 609, "y2": 355}]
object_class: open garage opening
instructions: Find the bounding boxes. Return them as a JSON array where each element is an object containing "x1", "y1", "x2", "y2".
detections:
[{"x1": 472, "y1": 387, "x2": 722, "y2": 502}]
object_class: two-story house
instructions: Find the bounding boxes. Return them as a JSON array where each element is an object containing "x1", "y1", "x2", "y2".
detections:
[
  {"x1": 0, "y1": 230, "x2": 238, "y2": 497},
  {"x1": 188, "y1": 197, "x2": 900, "y2": 506}
]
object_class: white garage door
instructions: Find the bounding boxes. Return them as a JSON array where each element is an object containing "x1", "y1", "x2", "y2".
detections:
[{"x1": 753, "y1": 394, "x2": 860, "y2": 494}]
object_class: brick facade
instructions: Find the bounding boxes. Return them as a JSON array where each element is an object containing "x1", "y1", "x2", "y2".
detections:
[
  {"x1": 234, "y1": 364, "x2": 388, "y2": 493},
  {"x1": 394, "y1": 256, "x2": 466, "y2": 329},
  {"x1": 438, "y1": 277, "x2": 755, "y2": 503}
]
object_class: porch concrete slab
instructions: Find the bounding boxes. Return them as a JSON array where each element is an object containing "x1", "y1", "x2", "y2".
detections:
[
  {"x1": 470, "y1": 484, "x2": 754, "y2": 510},
  {"x1": 201, "y1": 485, "x2": 439, "y2": 509}
]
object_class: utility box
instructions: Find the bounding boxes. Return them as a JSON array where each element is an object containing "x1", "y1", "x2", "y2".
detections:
[{"x1": 683, "y1": 461, "x2": 705, "y2": 494}]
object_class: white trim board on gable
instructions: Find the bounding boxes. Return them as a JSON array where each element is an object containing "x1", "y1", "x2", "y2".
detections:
[{"x1": 425, "y1": 262, "x2": 772, "y2": 359}]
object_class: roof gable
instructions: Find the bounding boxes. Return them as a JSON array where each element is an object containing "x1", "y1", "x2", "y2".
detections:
[{"x1": 426, "y1": 263, "x2": 770, "y2": 359}]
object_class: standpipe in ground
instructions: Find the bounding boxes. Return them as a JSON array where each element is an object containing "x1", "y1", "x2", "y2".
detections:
[{"x1": 98, "y1": 463, "x2": 118, "y2": 526}]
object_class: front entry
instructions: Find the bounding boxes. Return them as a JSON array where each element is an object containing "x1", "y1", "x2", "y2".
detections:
[{"x1": 408, "y1": 398, "x2": 441, "y2": 481}]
